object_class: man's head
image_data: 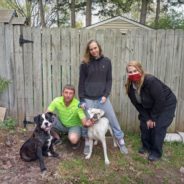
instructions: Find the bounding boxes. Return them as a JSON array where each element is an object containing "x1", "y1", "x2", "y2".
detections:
[{"x1": 62, "y1": 84, "x2": 75, "y2": 105}]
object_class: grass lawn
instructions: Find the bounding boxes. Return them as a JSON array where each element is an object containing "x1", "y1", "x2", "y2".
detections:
[{"x1": 54, "y1": 132, "x2": 184, "y2": 184}]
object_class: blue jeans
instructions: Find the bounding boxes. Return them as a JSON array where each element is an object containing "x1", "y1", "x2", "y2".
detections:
[{"x1": 82, "y1": 98, "x2": 124, "y2": 140}]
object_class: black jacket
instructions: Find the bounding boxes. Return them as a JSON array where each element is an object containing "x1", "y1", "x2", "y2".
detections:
[
  {"x1": 78, "y1": 56, "x2": 112, "y2": 100},
  {"x1": 128, "y1": 74, "x2": 177, "y2": 122}
]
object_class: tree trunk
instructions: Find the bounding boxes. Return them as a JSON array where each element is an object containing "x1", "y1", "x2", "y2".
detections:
[
  {"x1": 155, "y1": 0, "x2": 160, "y2": 29},
  {"x1": 38, "y1": 0, "x2": 46, "y2": 27},
  {"x1": 86, "y1": 0, "x2": 92, "y2": 26},
  {"x1": 140, "y1": 0, "x2": 148, "y2": 25},
  {"x1": 56, "y1": 0, "x2": 60, "y2": 27},
  {"x1": 71, "y1": 0, "x2": 76, "y2": 28}
]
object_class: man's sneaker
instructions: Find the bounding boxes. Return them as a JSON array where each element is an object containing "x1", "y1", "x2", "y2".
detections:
[
  {"x1": 117, "y1": 138, "x2": 128, "y2": 154},
  {"x1": 71, "y1": 141, "x2": 81, "y2": 150},
  {"x1": 83, "y1": 145, "x2": 90, "y2": 155}
]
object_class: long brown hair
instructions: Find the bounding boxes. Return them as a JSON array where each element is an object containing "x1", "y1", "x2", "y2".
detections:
[
  {"x1": 125, "y1": 61, "x2": 145, "y2": 94},
  {"x1": 82, "y1": 40, "x2": 103, "y2": 64}
]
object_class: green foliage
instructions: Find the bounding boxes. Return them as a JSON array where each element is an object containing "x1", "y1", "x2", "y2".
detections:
[
  {"x1": 0, "y1": 76, "x2": 11, "y2": 94},
  {"x1": 0, "y1": 118, "x2": 16, "y2": 130},
  {"x1": 95, "y1": 0, "x2": 134, "y2": 18},
  {"x1": 149, "y1": 8, "x2": 184, "y2": 29}
]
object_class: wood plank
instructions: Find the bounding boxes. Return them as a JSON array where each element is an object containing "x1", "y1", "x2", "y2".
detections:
[
  {"x1": 155, "y1": 30, "x2": 166, "y2": 80},
  {"x1": 51, "y1": 28, "x2": 61, "y2": 98},
  {"x1": 22, "y1": 26, "x2": 34, "y2": 121},
  {"x1": 4, "y1": 24, "x2": 17, "y2": 119},
  {"x1": 0, "y1": 24, "x2": 9, "y2": 109},
  {"x1": 61, "y1": 29, "x2": 71, "y2": 87},
  {"x1": 42, "y1": 28, "x2": 52, "y2": 108},
  {"x1": 32, "y1": 27, "x2": 42, "y2": 115},
  {"x1": 0, "y1": 107, "x2": 6, "y2": 121},
  {"x1": 120, "y1": 34, "x2": 128, "y2": 130},
  {"x1": 70, "y1": 29, "x2": 80, "y2": 96},
  {"x1": 13, "y1": 25, "x2": 25, "y2": 124}
]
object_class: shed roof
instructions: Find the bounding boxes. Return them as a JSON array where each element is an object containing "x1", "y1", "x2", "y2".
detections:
[
  {"x1": 85, "y1": 16, "x2": 153, "y2": 31},
  {"x1": 10, "y1": 17, "x2": 26, "y2": 25},
  {"x1": 0, "y1": 9, "x2": 16, "y2": 23}
]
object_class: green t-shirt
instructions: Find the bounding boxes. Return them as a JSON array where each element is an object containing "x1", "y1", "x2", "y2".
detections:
[{"x1": 48, "y1": 96, "x2": 85, "y2": 127}]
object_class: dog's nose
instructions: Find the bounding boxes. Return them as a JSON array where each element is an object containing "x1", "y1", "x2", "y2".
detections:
[
  {"x1": 45, "y1": 122, "x2": 48, "y2": 126},
  {"x1": 93, "y1": 114, "x2": 98, "y2": 120}
]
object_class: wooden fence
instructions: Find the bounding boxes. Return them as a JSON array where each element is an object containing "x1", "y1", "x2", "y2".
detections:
[{"x1": 0, "y1": 23, "x2": 184, "y2": 132}]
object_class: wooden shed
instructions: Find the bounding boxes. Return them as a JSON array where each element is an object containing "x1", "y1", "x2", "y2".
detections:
[
  {"x1": 85, "y1": 16, "x2": 153, "y2": 34},
  {"x1": 0, "y1": 9, "x2": 26, "y2": 25}
]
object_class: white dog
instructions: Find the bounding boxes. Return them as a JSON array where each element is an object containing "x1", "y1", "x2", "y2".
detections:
[{"x1": 85, "y1": 108, "x2": 117, "y2": 165}]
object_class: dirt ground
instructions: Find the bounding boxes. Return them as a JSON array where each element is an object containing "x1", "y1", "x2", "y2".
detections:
[
  {"x1": 0, "y1": 127, "x2": 82, "y2": 184},
  {"x1": 0, "y1": 127, "x2": 184, "y2": 184}
]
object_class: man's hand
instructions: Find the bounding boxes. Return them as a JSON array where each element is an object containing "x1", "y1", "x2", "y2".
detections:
[
  {"x1": 146, "y1": 120, "x2": 156, "y2": 129},
  {"x1": 83, "y1": 119, "x2": 94, "y2": 127},
  {"x1": 100, "y1": 96, "x2": 106, "y2": 104},
  {"x1": 78, "y1": 102, "x2": 87, "y2": 110}
]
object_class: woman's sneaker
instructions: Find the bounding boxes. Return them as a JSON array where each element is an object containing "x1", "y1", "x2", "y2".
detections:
[{"x1": 116, "y1": 138, "x2": 128, "y2": 154}]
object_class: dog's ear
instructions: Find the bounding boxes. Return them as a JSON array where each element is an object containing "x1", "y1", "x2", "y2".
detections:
[
  {"x1": 45, "y1": 112, "x2": 56, "y2": 122},
  {"x1": 34, "y1": 114, "x2": 42, "y2": 124},
  {"x1": 46, "y1": 112, "x2": 56, "y2": 117},
  {"x1": 99, "y1": 109, "x2": 105, "y2": 117}
]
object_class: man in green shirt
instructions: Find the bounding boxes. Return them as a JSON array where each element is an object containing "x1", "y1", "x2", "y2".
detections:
[{"x1": 47, "y1": 84, "x2": 92, "y2": 149}]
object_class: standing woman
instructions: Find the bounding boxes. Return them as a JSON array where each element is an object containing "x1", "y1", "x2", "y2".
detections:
[
  {"x1": 125, "y1": 61, "x2": 177, "y2": 161},
  {"x1": 78, "y1": 40, "x2": 128, "y2": 155}
]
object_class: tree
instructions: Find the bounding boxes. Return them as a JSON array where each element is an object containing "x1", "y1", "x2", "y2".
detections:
[
  {"x1": 140, "y1": 0, "x2": 149, "y2": 24},
  {"x1": 38, "y1": 0, "x2": 46, "y2": 27},
  {"x1": 155, "y1": 0, "x2": 160, "y2": 28},
  {"x1": 86, "y1": 0, "x2": 92, "y2": 26},
  {"x1": 95, "y1": 0, "x2": 134, "y2": 19},
  {"x1": 149, "y1": 8, "x2": 184, "y2": 29},
  {"x1": 71, "y1": 0, "x2": 76, "y2": 27}
]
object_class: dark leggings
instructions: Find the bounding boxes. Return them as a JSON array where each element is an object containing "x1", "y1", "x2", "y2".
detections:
[{"x1": 140, "y1": 104, "x2": 176, "y2": 157}]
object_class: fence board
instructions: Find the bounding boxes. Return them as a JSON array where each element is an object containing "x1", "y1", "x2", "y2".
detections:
[
  {"x1": 32, "y1": 28, "x2": 42, "y2": 114},
  {"x1": 61, "y1": 29, "x2": 71, "y2": 87},
  {"x1": 13, "y1": 25, "x2": 25, "y2": 124},
  {"x1": 23, "y1": 27, "x2": 34, "y2": 121},
  {"x1": 42, "y1": 28, "x2": 52, "y2": 108},
  {"x1": 4, "y1": 25, "x2": 17, "y2": 119},
  {"x1": 70, "y1": 29, "x2": 80, "y2": 96},
  {"x1": 0, "y1": 24, "x2": 9, "y2": 110},
  {"x1": 51, "y1": 28, "x2": 61, "y2": 98}
]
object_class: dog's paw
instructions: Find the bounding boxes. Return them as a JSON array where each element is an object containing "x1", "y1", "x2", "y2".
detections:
[
  {"x1": 52, "y1": 152, "x2": 59, "y2": 157},
  {"x1": 85, "y1": 155, "x2": 91, "y2": 159},
  {"x1": 94, "y1": 140, "x2": 98, "y2": 145},
  {"x1": 113, "y1": 142, "x2": 118, "y2": 147},
  {"x1": 105, "y1": 160, "x2": 110, "y2": 165},
  {"x1": 41, "y1": 167, "x2": 47, "y2": 172}
]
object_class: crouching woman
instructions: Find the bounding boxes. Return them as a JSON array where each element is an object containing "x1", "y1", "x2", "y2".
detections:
[{"x1": 125, "y1": 61, "x2": 177, "y2": 161}]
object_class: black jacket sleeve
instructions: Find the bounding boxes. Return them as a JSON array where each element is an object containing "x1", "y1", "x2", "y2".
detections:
[
  {"x1": 78, "y1": 63, "x2": 87, "y2": 101},
  {"x1": 148, "y1": 78, "x2": 166, "y2": 122}
]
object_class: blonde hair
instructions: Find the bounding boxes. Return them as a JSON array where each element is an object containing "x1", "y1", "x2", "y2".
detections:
[
  {"x1": 125, "y1": 61, "x2": 145, "y2": 94},
  {"x1": 82, "y1": 40, "x2": 103, "y2": 64}
]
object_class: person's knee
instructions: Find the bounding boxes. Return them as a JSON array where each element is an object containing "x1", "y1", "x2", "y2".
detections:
[{"x1": 68, "y1": 133, "x2": 80, "y2": 144}]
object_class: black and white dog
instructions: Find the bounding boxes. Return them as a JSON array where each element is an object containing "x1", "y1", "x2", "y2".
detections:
[
  {"x1": 85, "y1": 108, "x2": 117, "y2": 165},
  {"x1": 20, "y1": 112, "x2": 58, "y2": 172}
]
